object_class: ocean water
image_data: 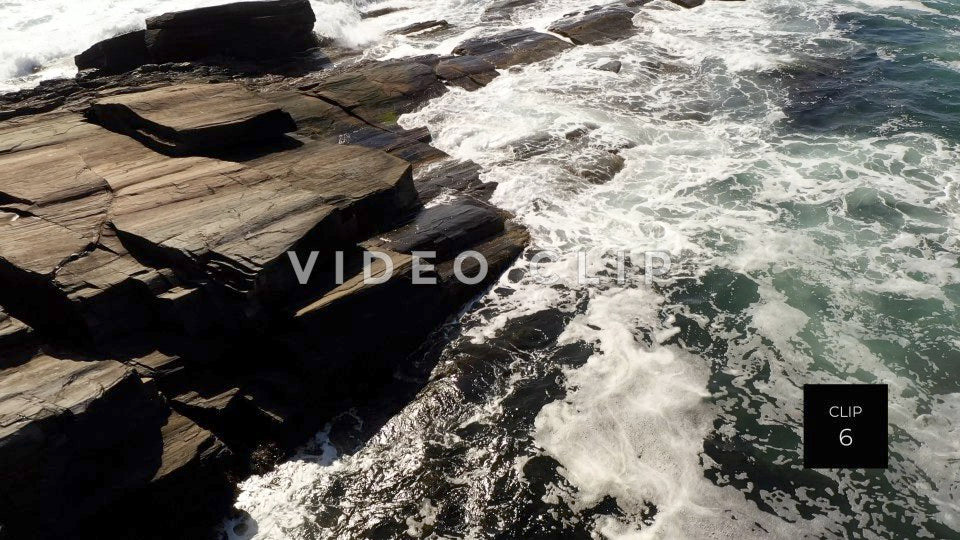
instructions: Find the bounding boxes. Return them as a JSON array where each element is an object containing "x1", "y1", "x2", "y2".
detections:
[{"x1": 4, "y1": 0, "x2": 959, "y2": 538}]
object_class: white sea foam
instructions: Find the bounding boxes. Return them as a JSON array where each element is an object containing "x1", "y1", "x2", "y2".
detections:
[
  {"x1": 225, "y1": 425, "x2": 343, "y2": 540},
  {"x1": 535, "y1": 288, "x2": 810, "y2": 538}
]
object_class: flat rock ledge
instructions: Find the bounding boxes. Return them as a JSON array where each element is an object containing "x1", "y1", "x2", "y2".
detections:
[{"x1": 0, "y1": 0, "x2": 726, "y2": 537}]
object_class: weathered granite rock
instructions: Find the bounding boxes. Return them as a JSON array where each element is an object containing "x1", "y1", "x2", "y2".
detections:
[
  {"x1": 0, "y1": 354, "x2": 230, "y2": 538},
  {"x1": 0, "y1": 107, "x2": 422, "y2": 342},
  {"x1": 145, "y1": 0, "x2": 319, "y2": 63},
  {"x1": 0, "y1": 310, "x2": 30, "y2": 346},
  {"x1": 452, "y1": 29, "x2": 574, "y2": 69},
  {"x1": 87, "y1": 83, "x2": 297, "y2": 155},
  {"x1": 75, "y1": 30, "x2": 151, "y2": 74},
  {"x1": 548, "y1": 6, "x2": 638, "y2": 45}
]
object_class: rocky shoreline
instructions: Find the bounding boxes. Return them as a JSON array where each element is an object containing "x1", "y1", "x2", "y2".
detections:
[{"x1": 0, "y1": 0, "x2": 711, "y2": 537}]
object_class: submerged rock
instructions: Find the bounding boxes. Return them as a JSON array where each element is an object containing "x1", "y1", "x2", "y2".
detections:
[
  {"x1": 597, "y1": 60, "x2": 623, "y2": 73},
  {"x1": 482, "y1": 0, "x2": 539, "y2": 19},
  {"x1": 361, "y1": 6, "x2": 408, "y2": 18},
  {"x1": 669, "y1": 0, "x2": 706, "y2": 7}
]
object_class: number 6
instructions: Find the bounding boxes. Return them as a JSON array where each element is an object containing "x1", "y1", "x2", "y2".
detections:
[{"x1": 839, "y1": 428, "x2": 853, "y2": 447}]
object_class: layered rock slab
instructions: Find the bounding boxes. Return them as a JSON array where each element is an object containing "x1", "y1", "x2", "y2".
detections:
[
  {"x1": 88, "y1": 83, "x2": 297, "y2": 155},
  {"x1": 0, "y1": 310, "x2": 34, "y2": 367},
  {"x1": 0, "y1": 354, "x2": 229, "y2": 537},
  {"x1": 305, "y1": 57, "x2": 448, "y2": 124},
  {"x1": 287, "y1": 199, "x2": 529, "y2": 395},
  {"x1": 0, "y1": 86, "x2": 421, "y2": 342}
]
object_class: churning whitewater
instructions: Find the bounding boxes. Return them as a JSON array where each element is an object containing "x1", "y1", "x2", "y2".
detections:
[{"x1": 6, "y1": 0, "x2": 959, "y2": 537}]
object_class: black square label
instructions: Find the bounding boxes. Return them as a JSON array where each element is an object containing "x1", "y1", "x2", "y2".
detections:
[{"x1": 803, "y1": 384, "x2": 888, "y2": 469}]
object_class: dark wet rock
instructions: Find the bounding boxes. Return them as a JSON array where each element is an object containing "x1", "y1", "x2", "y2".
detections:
[
  {"x1": 483, "y1": 0, "x2": 539, "y2": 20},
  {"x1": 374, "y1": 200, "x2": 506, "y2": 259},
  {"x1": 453, "y1": 29, "x2": 574, "y2": 69},
  {"x1": 565, "y1": 151, "x2": 627, "y2": 184},
  {"x1": 415, "y1": 159, "x2": 497, "y2": 203},
  {"x1": 144, "y1": 0, "x2": 319, "y2": 63},
  {"x1": 508, "y1": 132, "x2": 559, "y2": 159},
  {"x1": 87, "y1": 83, "x2": 298, "y2": 155},
  {"x1": 75, "y1": 30, "x2": 151, "y2": 74},
  {"x1": 434, "y1": 55, "x2": 500, "y2": 90},
  {"x1": 288, "y1": 220, "x2": 529, "y2": 393},
  {"x1": 0, "y1": 354, "x2": 231, "y2": 538},
  {"x1": 0, "y1": 78, "x2": 77, "y2": 120},
  {"x1": 547, "y1": 6, "x2": 637, "y2": 46},
  {"x1": 669, "y1": 0, "x2": 705, "y2": 7},
  {"x1": 597, "y1": 60, "x2": 623, "y2": 73},
  {"x1": 394, "y1": 20, "x2": 452, "y2": 36},
  {"x1": 361, "y1": 6, "x2": 408, "y2": 18},
  {"x1": 305, "y1": 57, "x2": 448, "y2": 123},
  {"x1": 268, "y1": 89, "x2": 448, "y2": 164},
  {"x1": 73, "y1": 0, "x2": 319, "y2": 74}
]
